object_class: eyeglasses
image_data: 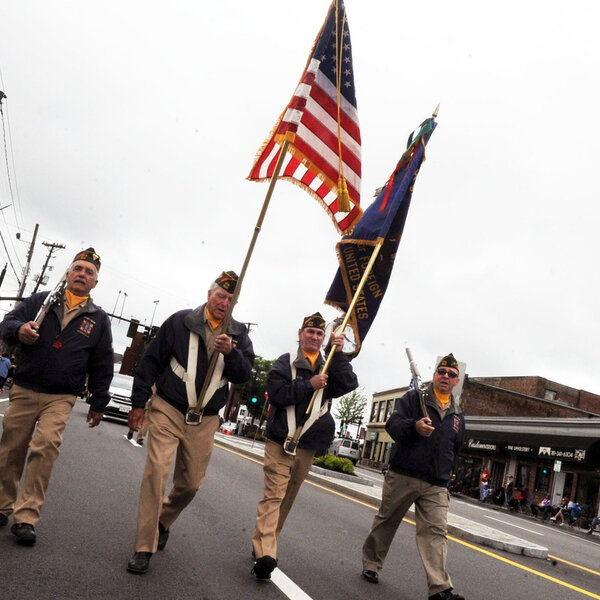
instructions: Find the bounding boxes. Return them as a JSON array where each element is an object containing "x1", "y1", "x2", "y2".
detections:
[{"x1": 436, "y1": 368, "x2": 459, "y2": 379}]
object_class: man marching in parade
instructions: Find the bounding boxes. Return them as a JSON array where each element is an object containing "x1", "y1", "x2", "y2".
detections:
[
  {"x1": 0, "y1": 248, "x2": 113, "y2": 546},
  {"x1": 126, "y1": 271, "x2": 254, "y2": 574},
  {"x1": 251, "y1": 312, "x2": 358, "y2": 580},
  {"x1": 361, "y1": 353, "x2": 466, "y2": 600}
]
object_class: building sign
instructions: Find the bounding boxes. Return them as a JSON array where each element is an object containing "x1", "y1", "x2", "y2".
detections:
[
  {"x1": 467, "y1": 439, "x2": 500, "y2": 452},
  {"x1": 538, "y1": 446, "x2": 587, "y2": 462},
  {"x1": 505, "y1": 443, "x2": 535, "y2": 456},
  {"x1": 465, "y1": 440, "x2": 587, "y2": 462}
]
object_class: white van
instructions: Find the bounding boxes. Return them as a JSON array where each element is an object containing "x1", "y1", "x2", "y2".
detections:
[{"x1": 329, "y1": 438, "x2": 360, "y2": 464}]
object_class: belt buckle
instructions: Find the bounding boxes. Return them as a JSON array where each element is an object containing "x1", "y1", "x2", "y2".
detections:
[
  {"x1": 185, "y1": 409, "x2": 203, "y2": 426},
  {"x1": 283, "y1": 436, "x2": 297, "y2": 456}
]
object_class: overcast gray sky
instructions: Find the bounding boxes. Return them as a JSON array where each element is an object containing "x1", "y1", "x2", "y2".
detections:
[{"x1": 1, "y1": 1, "x2": 599, "y2": 408}]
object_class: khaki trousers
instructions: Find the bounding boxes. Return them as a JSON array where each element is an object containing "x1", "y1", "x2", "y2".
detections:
[
  {"x1": 252, "y1": 440, "x2": 315, "y2": 559},
  {"x1": 134, "y1": 395, "x2": 219, "y2": 552},
  {"x1": 362, "y1": 471, "x2": 452, "y2": 596},
  {"x1": 0, "y1": 384, "x2": 77, "y2": 525}
]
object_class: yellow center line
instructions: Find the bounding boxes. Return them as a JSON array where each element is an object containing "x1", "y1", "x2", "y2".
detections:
[
  {"x1": 217, "y1": 443, "x2": 600, "y2": 598},
  {"x1": 548, "y1": 554, "x2": 600, "y2": 577}
]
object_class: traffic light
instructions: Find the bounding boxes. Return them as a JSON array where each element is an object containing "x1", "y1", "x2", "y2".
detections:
[
  {"x1": 251, "y1": 396, "x2": 258, "y2": 404},
  {"x1": 127, "y1": 319, "x2": 140, "y2": 338}
]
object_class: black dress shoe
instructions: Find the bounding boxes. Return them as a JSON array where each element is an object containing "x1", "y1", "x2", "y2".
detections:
[
  {"x1": 429, "y1": 589, "x2": 465, "y2": 600},
  {"x1": 11, "y1": 522, "x2": 36, "y2": 545},
  {"x1": 127, "y1": 552, "x2": 152, "y2": 574},
  {"x1": 0, "y1": 513, "x2": 8, "y2": 527},
  {"x1": 157, "y1": 522, "x2": 169, "y2": 550},
  {"x1": 362, "y1": 569, "x2": 379, "y2": 583},
  {"x1": 252, "y1": 555, "x2": 278, "y2": 580}
]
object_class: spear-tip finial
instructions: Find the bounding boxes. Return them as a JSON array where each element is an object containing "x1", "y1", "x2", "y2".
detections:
[{"x1": 432, "y1": 103, "x2": 440, "y2": 118}]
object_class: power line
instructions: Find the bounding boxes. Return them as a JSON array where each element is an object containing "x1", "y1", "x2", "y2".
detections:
[
  {"x1": 0, "y1": 88, "x2": 23, "y2": 229},
  {"x1": 0, "y1": 90, "x2": 23, "y2": 281}
]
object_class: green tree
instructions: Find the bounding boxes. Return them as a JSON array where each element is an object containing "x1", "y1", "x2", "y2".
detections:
[
  {"x1": 332, "y1": 388, "x2": 367, "y2": 437},
  {"x1": 233, "y1": 356, "x2": 274, "y2": 422}
]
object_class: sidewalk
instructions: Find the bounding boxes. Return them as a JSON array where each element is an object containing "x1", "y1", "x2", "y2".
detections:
[{"x1": 215, "y1": 433, "x2": 549, "y2": 559}]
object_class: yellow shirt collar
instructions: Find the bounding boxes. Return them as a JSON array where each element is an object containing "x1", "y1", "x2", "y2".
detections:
[
  {"x1": 205, "y1": 307, "x2": 222, "y2": 330},
  {"x1": 434, "y1": 388, "x2": 451, "y2": 409},
  {"x1": 302, "y1": 350, "x2": 320, "y2": 367},
  {"x1": 65, "y1": 289, "x2": 88, "y2": 310}
]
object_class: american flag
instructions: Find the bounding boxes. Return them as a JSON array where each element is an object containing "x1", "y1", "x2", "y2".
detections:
[{"x1": 248, "y1": 0, "x2": 362, "y2": 235}]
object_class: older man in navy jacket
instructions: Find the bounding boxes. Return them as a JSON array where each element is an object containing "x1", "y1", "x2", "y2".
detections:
[
  {"x1": 361, "y1": 353, "x2": 466, "y2": 600},
  {"x1": 0, "y1": 248, "x2": 113, "y2": 546},
  {"x1": 251, "y1": 312, "x2": 358, "y2": 580},
  {"x1": 126, "y1": 271, "x2": 254, "y2": 575}
]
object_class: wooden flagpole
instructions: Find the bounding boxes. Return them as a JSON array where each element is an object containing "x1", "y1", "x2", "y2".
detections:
[
  {"x1": 283, "y1": 236, "x2": 384, "y2": 452},
  {"x1": 191, "y1": 140, "x2": 290, "y2": 416},
  {"x1": 308, "y1": 236, "x2": 383, "y2": 407}
]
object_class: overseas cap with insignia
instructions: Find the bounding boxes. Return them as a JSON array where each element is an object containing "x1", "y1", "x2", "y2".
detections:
[
  {"x1": 72, "y1": 247, "x2": 101, "y2": 271},
  {"x1": 215, "y1": 271, "x2": 238, "y2": 293},
  {"x1": 301, "y1": 312, "x2": 326, "y2": 331},
  {"x1": 437, "y1": 353, "x2": 459, "y2": 371}
]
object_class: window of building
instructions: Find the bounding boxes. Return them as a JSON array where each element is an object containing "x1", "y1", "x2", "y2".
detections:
[
  {"x1": 376, "y1": 401, "x2": 385, "y2": 422},
  {"x1": 385, "y1": 399, "x2": 395, "y2": 420},
  {"x1": 370, "y1": 402, "x2": 378, "y2": 422},
  {"x1": 544, "y1": 390, "x2": 556, "y2": 401},
  {"x1": 534, "y1": 465, "x2": 551, "y2": 493}
]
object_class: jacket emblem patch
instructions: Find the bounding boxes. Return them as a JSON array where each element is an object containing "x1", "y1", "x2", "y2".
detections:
[{"x1": 79, "y1": 318, "x2": 95, "y2": 336}]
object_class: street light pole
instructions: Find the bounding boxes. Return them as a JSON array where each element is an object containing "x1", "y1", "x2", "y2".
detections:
[
  {"x1": 119, "y1": 292, "x2": 128, "y2": 319},
  {"x1": 111, "y1": 290, "x2": 121, "y2": 323},
  {"x1": 150, "y1": 299, "x2": 159, "y2": 329}
]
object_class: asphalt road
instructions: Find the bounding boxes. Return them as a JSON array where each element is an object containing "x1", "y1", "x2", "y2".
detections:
[{"x1": 1, "y1": 398, "x2": 599, "y2": 600}]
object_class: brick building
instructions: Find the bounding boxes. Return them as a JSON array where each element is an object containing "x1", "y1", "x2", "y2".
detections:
[{"x1": 361, "y1": 375, "x2": 600, "y2": 520}]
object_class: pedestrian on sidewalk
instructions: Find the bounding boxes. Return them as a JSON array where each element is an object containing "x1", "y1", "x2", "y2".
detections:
[
  {"x1": 479, "y1": 466, "x2": 490, "y2": 502},
  {"x1": 250, "y1": 312, "x2": 358, "y2": 580},
  {"x1": 0, "y1": 248, "x2": 113, "y2": 546},
  {"x1": 504, "y1": 476, "x2": 514, "y2": 507},
  {"x1": 0, "y1": 352, "x2": 11, "y2": 389},
  {"x1": 361, "y1": 353, "x2": 466, "y2": 600},
  {"x1": 125, "y1": 271, "x2": 254, "y2": 575}
]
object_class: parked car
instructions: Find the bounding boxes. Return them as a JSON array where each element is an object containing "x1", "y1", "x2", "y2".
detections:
[
  {"x1": 103, "y1": 373, "x2": 134, "y2": 422},
  {"x1": 220, "y1": 421, "x2": 237, "y2": 435},
  {"x1": 328, "y1": 438, "x2": 360, "y2": 464}
]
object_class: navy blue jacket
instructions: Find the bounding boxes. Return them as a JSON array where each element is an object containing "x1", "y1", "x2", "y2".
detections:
[
  {"x1": 130, "y1": 304, "x2": 254, "y2": 415},
  {"x1": 386, "y1": 385, "x2": 465, "y2": 487},
  {"x1": 0, "y1": 291, "x2": 114, "y2": 412},
  {"x1": 266, "y1": 348, "x2": 358, "y2": 450}
]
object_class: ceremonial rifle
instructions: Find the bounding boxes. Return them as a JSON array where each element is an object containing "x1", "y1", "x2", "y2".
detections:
[
  {"x1": 405, "y1": 347, "x2": 431, "y2": 423},
  {"x1": 33, "y1": 273, "x2": 67, "y2": 329}
]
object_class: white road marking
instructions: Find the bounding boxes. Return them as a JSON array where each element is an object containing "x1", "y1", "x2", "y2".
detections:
[
  {"x1": 484, "y1": 515, "x2": 545, "y2": 536},
  {"x1": 123, "y1": 434, "x2": 142, "y2": 447},
  {"x1": 270, "y1": 568, "x2": 315, "y2": 600}
]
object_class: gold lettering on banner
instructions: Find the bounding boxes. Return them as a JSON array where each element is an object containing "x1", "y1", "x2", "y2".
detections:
[{"x1": 341, "y1": 245, "x2": 385, "y2": 321}]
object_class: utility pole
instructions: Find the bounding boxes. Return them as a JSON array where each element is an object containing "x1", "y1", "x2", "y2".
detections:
[
  {"x1": 32, "y1": 241, "x2": 66, "y2": 293},
  {"x1": 16, "y1": 223, "x2": 39, "y2": 299}
]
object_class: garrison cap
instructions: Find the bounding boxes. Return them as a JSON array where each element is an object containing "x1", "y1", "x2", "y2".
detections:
[
  {"x1": 301, "y1": 312, "x2": 326, "y2": 331},
  {"x1": 437, "y1": 353, "x2": 459, "y2": 371},
  {"x1": 215, "y1": 271, "x2": 238, "y2": 293},
  {"x1": 72, "y1": 247, "x2": 101, "y2": 271}
]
